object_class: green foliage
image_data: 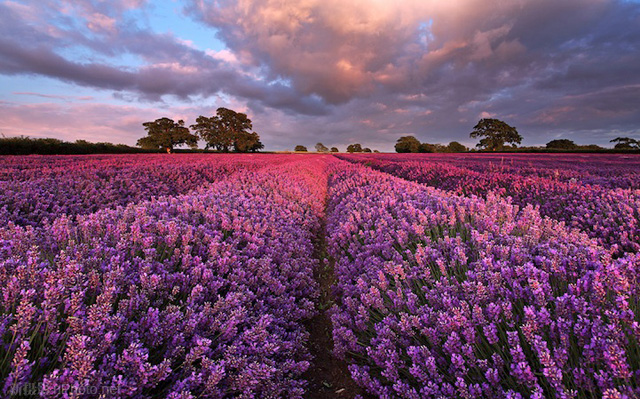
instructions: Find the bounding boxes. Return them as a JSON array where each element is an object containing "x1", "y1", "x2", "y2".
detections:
[
  {"x1": 395, "y1": 136, "x2": 421, "y2": 153},
  {"x1": 330, "y1": 147, "x2": 339, "y2": 152},
  {"x1": 546, "y1": 139, "x2": 577, "y2": 149},
  {"x1": 469, "y1": 145, "x2": 633, "y2": 153},
  {"x1": 447, "y1": 141, "x2": 468, "y2": 152},
  {"x1": 0, "y1": 136, "x2": 153, "y2": 155},
  {"x1": 234, "y1": 131, "x2": 264, "y2": 152},
  {"x1": 294, "y1": 145, "x2": 308, "y2": 152},
  {"x1": 581, "y1": 144, "x2": 604, "y2": 150},
  {"x1": 419, "y1": 142, "x2": 435, "y2": 153},
  {"x1": 347, "y1": 143, "x2": 363, "y2": 153},
  {"x1": 470, "y1": 118, "x2": 522, "y2": 151},
  {"x1": 138, "y1": 117, "x2": 198, "y2": 153},
  {"x1": 395, "y1": 137, "x2": 467, "y2": 153},
  {"x1": 315, "y1": 142, "x2": 329, "y2": 152},
  {"x1": 610, "y1": 137, "x2": 640, "y2": 150},
  {"x1": 190, "y1": 115, "x2": 232, "y2": 151},
  {"x1": 191, "y1": 108, "x2": 262, "y2": 152}
]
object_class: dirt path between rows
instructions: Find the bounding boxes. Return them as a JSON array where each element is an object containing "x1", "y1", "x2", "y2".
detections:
[{"x1": 303, "y1": 217, "x2": 369, "y2": 399}]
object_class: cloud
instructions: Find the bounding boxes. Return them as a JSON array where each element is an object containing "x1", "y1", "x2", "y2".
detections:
[
  {"x1": 0, "y1": 1, "x2": 329, "y2": 115},
  {"x1": 0, "y1": 100, "x2": 158, "y2": 144},
  {"x1": 0, "y1": 0, "x2": 639, "y2": 150},
  {"x1": 86, "y1": 12, "x2": 117, "y2": 34},
  {"x1": 11, "y1": 93, "x2": 95, "y2": 103},
  {"x1": 187, "y1": 0, "x2": 427, "y2": 102},
  {"x1": 186, "y1": 0, "x2": 640, "y2": 123}
]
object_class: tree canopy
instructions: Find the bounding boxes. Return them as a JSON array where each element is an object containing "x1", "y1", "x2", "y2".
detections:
[
  {"x1": 315, "y1": 142, "x2": 329, "y2": 152},
  {"x1": 447, "y1": 141, "x2": 468, "y2": 152},
  {"x1": 419, "y1": 143, "x2": 436, "y2": 153},
  {"x1": 546, "y1": 139, "x2": 577, "y2": 149},
  {"x1": 190, "y1": 115, "x2": 232, "y2": 152},
  {"x1": 330, "y1": 147, "x2": 339, "y2": 153},
  {"x1": 610, "y1": 137, "x2": 640, "y2": 150},
  {"x1": 395, "y1": 136, "x2": 421, "y2": 153},
  {"x1": 347, "y1": 143, "x2": 363, "y2": 153},
  {"x1": 470, "y1": 118, "x2": 522, "y2": 151},
  {"x1": 138, "y1": 117, "x2": 197, "y2": 153},
  {"x1": 191, "y1": 108, "x2": 263, "y2": 152},
  {"x1": 294, "y1": 145, "x2": 308, "y2": 152},
  {"x1": 234, "y1": 131, "x2": 264, "y2": 152},
  {"x1": 395, "y1": 136, "x2": 467, "y2": 153}
]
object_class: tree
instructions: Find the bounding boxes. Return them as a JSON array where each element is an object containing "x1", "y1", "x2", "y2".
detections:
[
  {"x1": 190, "y1": 115, "x2": 232, "y2": 152},
  {"x1": 419, "y1": 143, "x2": 435, "y2": 153},
  {"x1": 347, "y1": 143, "x2": 363, "y2": 153},
  {"x1": 295, "y1": 145, "x2": 308, "y2": 152},
  {"x1": 470, "y1": 118, "x2": 522, "y2": 151},
  {"x1": 191, "y1": 108, "x2": 261, "y2": 152},
  {"x1": 330, "y1": 147, "x2": 339, "y2": 152},
  {"x1": 315, "y1": 142, "x2": 329, "y2": 152},
  {"x1": 546, "y1": 139, "x2": 577, "y2": 150},
  {"x1": 138, "y1": 117, "x2": 198, "y2": 153},
  {"x1": 363, "y1": 147, "x2": 372, "y2": 153},
  {"x1": 610, "y1": 137, "x2": 640, "y2": 149},
  {"x1": 433, "y1": 144, "x2": 448, "y2": 153},
  {"x1": 447, "y1": 141, "x2": 468, "y2": 152},
  {"x1": 234, "y1": 131, "x2": 264, "y2": 152},
  {"x1": 395, "y1": 136, "x2": 421, "y2": 153}
]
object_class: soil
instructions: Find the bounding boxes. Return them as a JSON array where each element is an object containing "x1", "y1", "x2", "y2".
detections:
[{"x1": 303, "y1": 220, "x2": 372, "y2": 399}]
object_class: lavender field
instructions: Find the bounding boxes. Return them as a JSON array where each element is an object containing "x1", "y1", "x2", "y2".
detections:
[{"x1": 1, "y1": 153, "x2": 639, "y2": 398}]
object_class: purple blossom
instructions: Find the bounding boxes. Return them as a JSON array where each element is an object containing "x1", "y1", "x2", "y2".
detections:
[
  {"x1": 2, "y1": 152, "x2": 640, "y2": 398},
  {"x1": 327, "y1": 158, "x2": 640, "y2": 398},
  {"x1": 0, "y1": 154, "x2": 330, "y2": 398}
]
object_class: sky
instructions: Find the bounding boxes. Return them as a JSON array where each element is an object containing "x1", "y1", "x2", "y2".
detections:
[{"x1": 0, "y1": 0, "x2": 639, "y2": 152}]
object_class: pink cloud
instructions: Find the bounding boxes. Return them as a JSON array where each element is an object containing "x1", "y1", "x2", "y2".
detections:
[
  {"x1": 205, "y1": 49, "x2": 240, "y2": 65},
  {"x1": 190, "y1": 0, "x2": 432, "y2": 102},
  {"x1": 479, "y1": 111, "x2": 496, "y2": 119},
  {"x1": 0, "y1": 101, "x2": 162, "y2": 144},
  {"x1": 86, "y1": 13, "x2": 117, "y2": 34},
  {"x1": 0, "y1": 97, "x2": 256, "y2": 147},
  {"x1": 143, "y1": 63, "x2": 199, "y2": 75},
  {"x1": 188, "y1": 0, "x2": 541, "y2": 103}
]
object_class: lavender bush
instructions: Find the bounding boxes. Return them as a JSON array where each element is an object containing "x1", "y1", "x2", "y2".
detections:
[
  {"x1": 2, "y1": 153, "x2": 639, "y2": 398},
  {"x1": 339, "y1": 153, "x2": 640, "y2": 190},
  {"x1": 327, "y1": 161, "x2": 640, "y2": 398},
  {"x1": 339, "y1": 154, "x2": 640, "y2": 255},
  {"x1": 0, "y1": 157, "x2": 330, "y2": 398},
  {"x1": 0, "y1": 154, "x2": 290, "y2": 227}
]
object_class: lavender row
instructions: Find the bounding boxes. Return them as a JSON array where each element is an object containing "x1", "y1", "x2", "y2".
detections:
[
  {"x1": 0, "y1": 154, "x2": 291, "y2": 227},
  {"x1": 326, "y1": 161, "x2": 640, "y2": 398},
  {"x1": 340, "y1": 153, "x2": 640, "y2": 190},
  {"x1": 340, "y1": 155, "x2": 640, "y2": 255},
  {"x1": 0, "y1": 154, "x2": 275, "y2": 181},
  {"x1": 0, "y1": 157, "x2": 330, "y2": 398}
]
